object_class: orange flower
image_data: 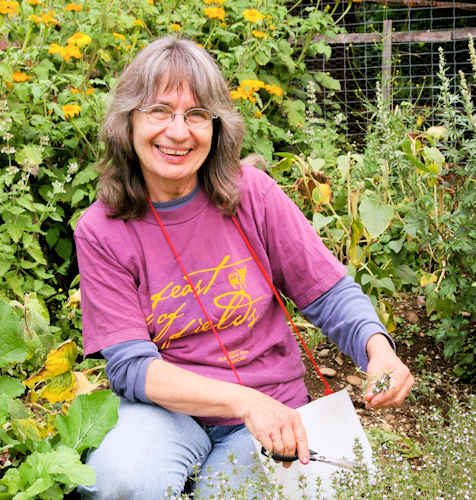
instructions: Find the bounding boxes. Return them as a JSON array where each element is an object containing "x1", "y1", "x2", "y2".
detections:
[
  {"x1": 255, "y1": 111, "x2": 263, "y2": 118},
  {"x1": 65, "y1": 3, "x2": 82, "y2": 11},
  {"x1": 242, "y1": 9, "x2": 264, "y2": 22},
  {"x1": 0, "y1": 0, "x2": 19, "y2": 17},
  {"x1": 230, "y1": 86, "x2": 255, "y2": 102},
  {"x1": 204, "y1": 7, "x2": 225, "y2": 20},
  {"x1": 27, "y1": 0, "x2": 42, "y2": 5},
  {"x1": 133, "y1": 19, "x2": 145, "y2": 26},
  {"x1": 113, "y1": 32, "x2": 126, "y2": 40},
  {"x1": 67, "y1": 32, "x2": 91, "y2": 47},
  {"x1": 170, "y1": 23, "x2": 180, "y2": 31},
  {"x1": 12, "y1": 71, "x2": 30, "y2": 82},
  {"x1": 241, "y1": 79, "x2": 265, "y2": 92},
  {"x1": 48, "y1": 43, "x2": 82, "y2": 62},
  {"x1": 86, "y1": 87, "x2": 94, "y2": 94},
  {"x1": 70, "y1": 88, "x2": 80, "y2": 94},
  {"x1": 251, "y1": 30, "x2": 266, "y2": 38},
  {"x1": 62, "y1": 104, "x2": 81, "y2": 118},
  {"x1": 264, "y1": 84, "x2": 283, "y2": 97}
]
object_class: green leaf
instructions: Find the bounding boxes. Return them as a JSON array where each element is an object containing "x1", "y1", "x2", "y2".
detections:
[
  {"x1": 394, "y1": 265, "x2": 419, "y2": 286},
  {"x1": 308, "y1": 158, "x2": 325, "y2": 171},
  {"x1": 312, "y1": 212, "x2": 334, "y2": 231},
  {"x1": 254, "y1": 51, "x2": 270, "y2": 66},
  {"x1": 314, "y1": 71, "x2": 341, "y2": 91},
  {"x1": 0, "y1": 63, "x2": 12, "y2": 82},
  {"x1": 55, "y1": 238, "x2": 72, "y2": 261},
  {"x1": 313, "y1": 39, "x2": 331, "y2": 59},
  {"x1": 0, "y1": 302, "x2": 28, "y2": 368},
  {"x1": 15, "y1": 145, "x2": 43, "y2": 168},
  {"x1": 388, "y1": 239, "x2": 404, "y2": 254},
  {"x1": 56, "y1": 391, "x2": 120, "y2": 453},
  {"x1": 282, "y1": 99, "x2": 306, "y2": 128},
  {"x1": 423, "y1": 146, "x2": 445, "y2": 170},
  {"x1": 71, "y1": 189, "x2": 87, "y2": 206},
  {"x1": 0, "y1": 394, "x2": 9, "y2": 427},
  {"x1": 0, "y1": 376, "x2": 26, "y2": 399},
  {"x1": 359, "y1": 195, "x2": 393, "y2": 239},
  {"x1": 337, "y1": 154, "x2": 350, "y2": 177},
  {"x1": 71, "y1": 166, "x2": 98, "y2": 187}
]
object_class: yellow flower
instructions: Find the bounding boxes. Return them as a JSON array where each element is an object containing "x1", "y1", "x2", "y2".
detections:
[
  {"x1": 65, "y1": 3, "x2": 82, "y2": 11},
  {"x1": 86, "y1": 87, "x2": 94, "y2": 94},
  {"x1": 30, "y1": 11, "x2": 58, "y2": 25},
  {"x1": 27, "y1": 0, "x2": 42, "y2": 5},
  {"x1": 255, "y1": 111, "x2": 263, "y2": 118},
  {"x1": 251, "y1": 30, "x2": 266, "y2": 38},
  {"x1": 170, "y1": 23, "x2": 180, "y2": 31},
  {"x1": 242, "y1": 9, "x2": 264, "y2": 23},
  {"x1": 264, "y1": 84, "x2": 283, "y2": 97},
  {"x1": 133, "y1": 19, "x2": 145, "y2": 26},
  {"x1": 67, "y1": 32, "x2": 91, "y2": 47},
  {"x1": 70, "y1": 88, "x2": 80, "y2": 94},
  {"x1": 0, "y1": 0, "x2": 19, "y2": 17},
  {"x1": 62, "y1": 104, "x2": 81, "y2": 118},
  {"x1": 12, "y1": 71, "x2": 30, "y2": 82},
  {"x1": 113, "y1": 32, "x2": 126, "y2": 41},
  {"x1": 48, "y1": 43, "x2": 82, "y2": 62},
  {"x1": 204, "y1": 0, "x2": 226, "y2": 4},
  {"x1": 125, "y1": 45, "x2": 132, "y2": 50},
  {"x1": 269, "y1": 25, "x2": 275, "y2": 30},
  {"x1": 241, "y1": 79, "x2": 265, "y2": 92},
  {"x1": 146, "y1": 0, "x2": 153, "y2": 4},
  {"x1": 204, "y1": 7, "x2": 225, "y2": 20}
]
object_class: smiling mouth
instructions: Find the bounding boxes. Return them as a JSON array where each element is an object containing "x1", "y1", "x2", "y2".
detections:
[{"x1": 158, "y1": 146, "x2": 191, "y2": 156}]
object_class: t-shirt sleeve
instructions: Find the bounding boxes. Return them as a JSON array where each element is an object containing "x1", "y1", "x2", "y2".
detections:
[
  {"x1": 301, "y1": 274, "x2": 396, "y2": 371},
  {"x1": 75, "y1": 220, "x2": 152, "y2": 357},
  {"x1": 261, "y1": 180, "x2": 347, "y2": 309}
]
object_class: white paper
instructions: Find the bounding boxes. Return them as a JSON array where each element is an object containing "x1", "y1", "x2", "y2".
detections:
[{"x1": 253, "y1": 389, "x2": 373, "y2": 499}]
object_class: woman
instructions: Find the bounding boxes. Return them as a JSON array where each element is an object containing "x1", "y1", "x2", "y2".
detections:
[{"x1": 75, "y1": 37, "x2": 414, "y2": 499}]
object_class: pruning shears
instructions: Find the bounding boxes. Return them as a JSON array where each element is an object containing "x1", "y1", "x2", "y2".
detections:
[{"x1": 260, "y1": 447, "x2": 366, "y2": 471}]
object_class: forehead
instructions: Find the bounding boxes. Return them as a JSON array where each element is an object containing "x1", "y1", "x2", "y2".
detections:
[{"x1": 153, "y1": 79, "x2": 201, "y2": 108}]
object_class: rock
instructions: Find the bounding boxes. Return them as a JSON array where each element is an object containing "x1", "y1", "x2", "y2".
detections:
[
  {"x1": 406, "y1": 312, "x2": 419, "y2": 324},
  {"x1": 320, "y1": 367, "x2": 337, "y2": 377},
  {"x1": 344, "y1": 385, "x2": 353, "y2": 393},
  {"x1": 346, "y1": 375, "x2": 363, "y2": 386},
  {"x1": 317, "y1": 349, "x2": 330, "y2": 358},
  {"x1": 335, "y1": 356, "x2": 344, "y2": 366},
  {"x1": 416, "y1": 296, "x2": 426, "y2": 308}
]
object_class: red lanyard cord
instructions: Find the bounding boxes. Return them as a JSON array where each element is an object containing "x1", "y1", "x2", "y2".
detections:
[
  {"x1": 231, "y1": 216, "x2": 333, "y2": 396},
  {"x1": 147, "y1": 195, "x2": 243, "y2": 385}
]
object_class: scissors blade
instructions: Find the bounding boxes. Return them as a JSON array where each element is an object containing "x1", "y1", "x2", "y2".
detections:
[{"x1": 312, "y1": 453, "x2": 366, "y2": 471}]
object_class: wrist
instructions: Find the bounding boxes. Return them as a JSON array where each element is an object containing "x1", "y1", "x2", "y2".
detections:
[{"x1": 366, "y1": 333, "x2": 393, "y2": 359}]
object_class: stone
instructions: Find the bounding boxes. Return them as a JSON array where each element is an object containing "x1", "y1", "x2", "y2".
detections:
[
  {"x1": 319, "y1": 367, "x2": 337, "y2": 377},
  {"x1": 346, "y1": 375, "x2": 363, "y2": 386},
  {"x1": 416, "y1": 296, "x2": 426, "y2": 308},
  {"x1": 344, "y1": 385, "x2": 353, "y2": 393},
  {"x1": 406, "y1": 312, "x2": 419, "y2": 324},
  {"x1": 317, "y1": 349, "x2": 330, "y2": 358},
  {"x1": 335, "y1": 356, "x2": 344, "y2": 366}
]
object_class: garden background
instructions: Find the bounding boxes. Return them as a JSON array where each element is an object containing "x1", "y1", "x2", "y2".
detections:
[{"x1": 0, "y1": 0, "x2": 475, "y2": 498}]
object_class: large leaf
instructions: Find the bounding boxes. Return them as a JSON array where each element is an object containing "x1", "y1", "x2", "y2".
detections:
[
  {"x1": 0, "y1": 376, "x2": 26, "y2": 399},
  {"x1": 282, "y1": 99, "x2": 306, "y2": 128},
  {"x1": 0, "y1": 302, "x2": 28, "y2": 368},
  {"x1": 394, "y1": 265, "x2": 419, "y2": 286},
  {"x1": 359, "y1": 195, "x2": 393, "y2": 239},
  {"x1": 56, "y1": 391, "x2": 120, "y2": 453}
]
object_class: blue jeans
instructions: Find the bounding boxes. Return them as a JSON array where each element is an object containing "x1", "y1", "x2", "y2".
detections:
[{"x1": 78, "y1": 399, "x2": 261, "y2": 499}]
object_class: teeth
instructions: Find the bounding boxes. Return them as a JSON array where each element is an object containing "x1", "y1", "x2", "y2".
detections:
[{"x1": 159, "y1": 147, "x2": 190, "y2": 156}]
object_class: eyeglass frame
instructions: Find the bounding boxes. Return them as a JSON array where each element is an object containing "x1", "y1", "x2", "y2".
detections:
[{"x1": 135, "y1": 103, "x2": 218, "y2": 129}]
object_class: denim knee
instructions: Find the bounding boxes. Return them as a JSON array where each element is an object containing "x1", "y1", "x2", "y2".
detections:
[{"x1": 78, "y1": 400, "x2": 212, "y2": 500}]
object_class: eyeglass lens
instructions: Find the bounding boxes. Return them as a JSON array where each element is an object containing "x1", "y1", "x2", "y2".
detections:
[{"x1": 146, "y1": 105, "x2": 212, "y2": 128}]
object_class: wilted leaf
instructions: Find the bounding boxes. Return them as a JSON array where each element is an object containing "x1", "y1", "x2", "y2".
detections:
[
  {"x1": 74, "y1": 372, "x2": 107, "y2": 396},
  {"x1": 11, "y1": 419, "x2": 42, "y2": 443},
  {"x1": 38, "y1": 371, "x2": 77, "y2": 404},
  {"x1": 349, "y1": 219, "x2": 364, "y2": 265},
  {"x1": 312, "y1": 183, "x2": 332, "y2": 206},
  {"x1": 420, "y1": 273, "x2": 437, "y2": 288},
  {"x1": 56, "y1": 391, "x2": 120, "y2": 453},
  {"x1": 66, "y1": 289, "x2": 81, "y2": 309}
]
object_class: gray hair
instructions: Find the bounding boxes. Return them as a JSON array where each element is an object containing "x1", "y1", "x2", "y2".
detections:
[{"x1": 97, "y1": 36, "x2": 245, "y2": 219}]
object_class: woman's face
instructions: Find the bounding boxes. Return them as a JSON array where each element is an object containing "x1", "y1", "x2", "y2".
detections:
[{"x1": 131, "y1": 81, "x2": 213, "y2": 202}]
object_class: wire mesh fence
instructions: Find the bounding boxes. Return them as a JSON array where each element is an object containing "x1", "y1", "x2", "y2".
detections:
[{"x1": 300, "y1": 0, "x2": 476, "y2": 139}]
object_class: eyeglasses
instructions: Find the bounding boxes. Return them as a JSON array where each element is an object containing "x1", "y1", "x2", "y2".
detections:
[{"x1": 135, "y1": 104, "x2": 218, "y2": 129}]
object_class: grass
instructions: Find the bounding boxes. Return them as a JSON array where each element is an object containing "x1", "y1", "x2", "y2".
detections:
[{"x1": 162, "y1": 394, "x2": 476, "y2": 499}]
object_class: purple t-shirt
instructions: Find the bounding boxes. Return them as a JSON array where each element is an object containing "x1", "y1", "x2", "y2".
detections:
[{"x1": 75, "y1": 165, "x2": 347, "y2": 423}]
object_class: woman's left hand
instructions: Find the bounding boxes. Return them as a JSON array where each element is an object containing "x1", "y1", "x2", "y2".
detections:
[{"x1": 363, "y1": 333, "x2": 414, "y2": 409}]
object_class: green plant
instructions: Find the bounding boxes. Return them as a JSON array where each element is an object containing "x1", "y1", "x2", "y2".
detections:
[{"x1": 0, "y1": 298, "x2": 118, "y2": 499}]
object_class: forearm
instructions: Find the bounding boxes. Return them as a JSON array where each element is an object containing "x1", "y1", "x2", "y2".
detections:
[{"x1": 145, "y1": 358, "x2": 256, "y2": 419}]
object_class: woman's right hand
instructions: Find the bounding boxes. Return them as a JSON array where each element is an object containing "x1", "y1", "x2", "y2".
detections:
[{"x1": 236, "y1": 388, "x2": 310, "y2": 467}]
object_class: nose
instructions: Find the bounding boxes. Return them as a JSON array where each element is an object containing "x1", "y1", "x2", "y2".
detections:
[{"x1": 164, "y1": 113, "x2": 190, "y2": 142}]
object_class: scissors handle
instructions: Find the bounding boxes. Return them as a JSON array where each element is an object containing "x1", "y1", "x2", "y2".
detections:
[{"x1": 260, "y1": 447, "x2": 298, "y2": 462}]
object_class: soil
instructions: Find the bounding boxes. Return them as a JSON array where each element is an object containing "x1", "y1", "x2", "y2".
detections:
[{"x1": 301, "y1": 293, "x2": 476, "y2": 443}]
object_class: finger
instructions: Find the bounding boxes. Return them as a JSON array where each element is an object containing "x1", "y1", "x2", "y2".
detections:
[
  {"x1": 270, "y1": 436, "x2": 285, "y2": 462},
  {"x1": 367, "y1": 373, "x2": 414, "y2": 409},
  {"x1": 293, "y1": 421, "x2": 310, "y2": 465},
  {"x1": 280, "y1": 426, "x2": 296, "y2": 468}
]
